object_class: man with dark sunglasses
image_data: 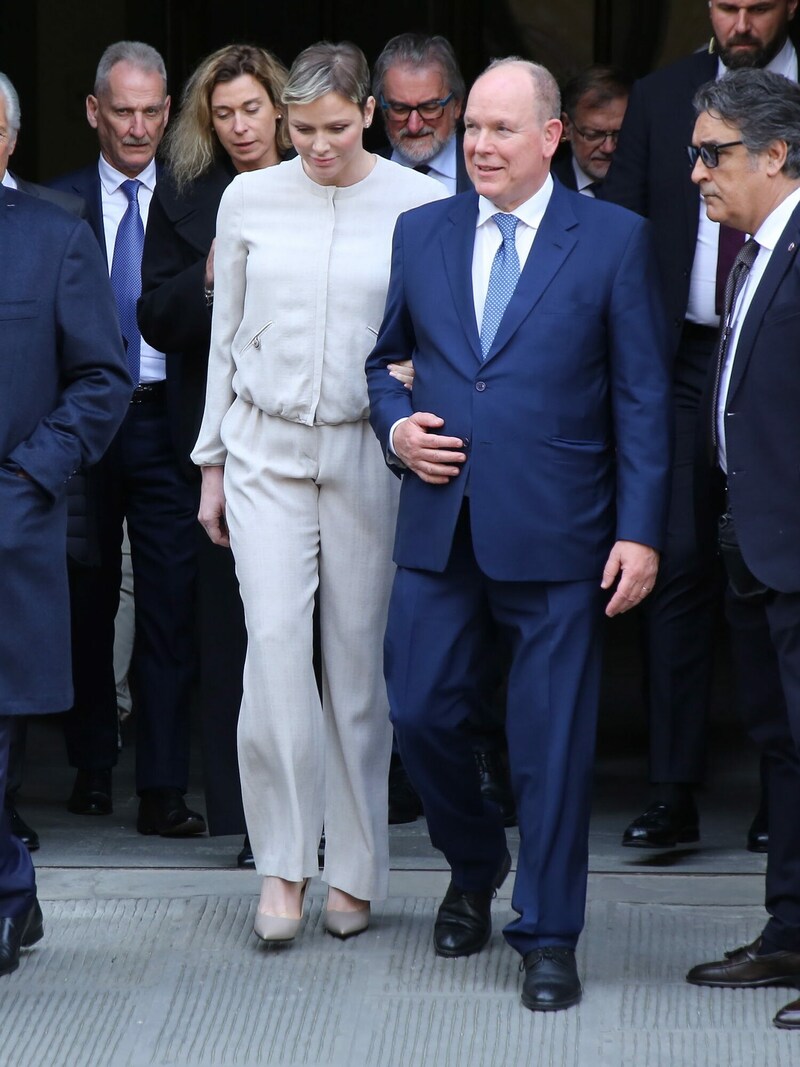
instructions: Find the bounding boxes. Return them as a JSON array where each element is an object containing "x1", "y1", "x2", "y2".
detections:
[{"x1": 602, "y1": 0, "x2": 798, "y2": 857}]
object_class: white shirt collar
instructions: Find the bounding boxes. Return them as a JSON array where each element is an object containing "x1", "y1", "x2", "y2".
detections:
[
  {"x1": 752, "y1": 185, "x2": 800, "y2": 253},
  {"x1": 571, "y1": 157, "x2": 596, "y2": 193},
  {"x1": 718, "y1": 37, "x2": 798, "y2": 81},
  {"x1": 1, "y1": 169, "x2": 16, "y2": 189},
  {"x1": 391, "y1": 134, "x2": 457, "y2": 180},
  {"x1": 476, "y1": 173, "x2": 554, "y2": 230},
  {"x1": 98, "y1": 153, "x2": 157, "y2": 194}
]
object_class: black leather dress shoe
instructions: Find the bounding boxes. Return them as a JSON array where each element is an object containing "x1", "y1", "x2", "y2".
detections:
[
  {"x1": 686, "y1": 937, "x2": 800, "y2": 987},
  {"x1": 521, "y1": 947, "x2": 582, "y2": 1011},
  {"x1": 746, "y1": 807, "x2": 769, "y2": 853},
  {"x1": 0, "y1": 899, "x2": 44, "y2": 977},
  {"x1": 775, "y1": 995, "x2": 800, "y2": 1029},
  {"x1": 474, "y1": 750, "x2": 517, "y2": 827},
  {"x1": 137, "y1": 788, "x2": 207, "y2": 837},
  {"x1": 237, "y1": 835, "x2": 255, "y2": 869},
  {"x1": 388, "y1": 754, "x2": 423, "y2": 824},
  {"x1": 434, "y1": 849, "x2": 511, "y2": 958},
  {"x1": 5, "y1": 796, "x2": 39, "y2": 851},
  {"x1": 67, "y1": 769, "x2": 113, "y2": 816},
  {"x1": 622, "y1": 800, "x2": 699, "y2": 848}
]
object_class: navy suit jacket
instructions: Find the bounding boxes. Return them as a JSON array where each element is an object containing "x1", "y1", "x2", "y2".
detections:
[
  {"x1": 601, "y1": 50, "x2": 717, "y2": 351},
  {"x1": 706, "y1": 200, "x2": 800, "y2": 592},
  {"x1": 0, "y1": 186, "x2": 130, "y2": 713},
  {"x1": 366, "y1": 180, "x2": 673, "y2": 583}
]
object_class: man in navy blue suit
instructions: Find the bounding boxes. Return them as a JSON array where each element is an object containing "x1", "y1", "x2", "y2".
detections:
[
  {"x1": 684, "y1": 68, "x2": 800, "y2": 1033},
  {"x1": 0, "y1": 188, "x2": 130, "y2": 976},
  {"x1": 367, "y1": 58, "x2": 672, "y2": 1011},
  {"x1": 50, "y1": 42, "x2": 206, "y2": 837}
]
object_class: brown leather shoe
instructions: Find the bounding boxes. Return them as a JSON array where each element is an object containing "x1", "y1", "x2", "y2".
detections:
[
  {"x1": 775, "y1": 996, "x2": 800, "y2": 1029},
  {"x1": 687, "y1": 938, "x2": 800, "y2": 988}
]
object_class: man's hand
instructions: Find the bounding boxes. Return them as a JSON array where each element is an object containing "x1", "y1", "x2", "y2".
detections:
[
  {"x1": 601, "y1": 540, "x2": 659, "y2": 617},
  {"x1": 393, "y1": 412, "x2": 466, "y2": 484},
  {"x1": 388, "y1": 359, "x2": 415, "y2": 389},
  {"x1": 198, "y1": 464, "x2": 230, "y2": 547}
]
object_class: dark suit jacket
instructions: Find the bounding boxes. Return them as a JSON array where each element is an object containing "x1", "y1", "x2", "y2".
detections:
[
  {"x1": 376, "y1": 130, "x2": 474, "y2": 193},
  {"x1": 703, "y1": 200, "x2": 800, "y2": 592},
  {"x1": 366, "y1": 181, "x2": 672, "y2": 582},
  {"x1": 601, "y1": 50, "x2": 717, "y2": 352},
  {"x1": 138, "y1": 160, "x2": 237, "y2": 475},
  {"x1": 10, "y1": 172, "x2": 87, "y2": 217},
  {"x1": 0, "y1": 186, "x2": 130, "y2": 714},
  {"x1": 551, "y1": 150, "x2": 579, "y2": 191},
  {"x1": 48, "y1": 160, "x2": 200, "y2": 471}
]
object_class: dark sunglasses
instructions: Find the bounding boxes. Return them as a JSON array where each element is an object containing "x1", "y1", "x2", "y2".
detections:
[{"x1": 686, "y1": 140, "x2": 744, "y2": 168}]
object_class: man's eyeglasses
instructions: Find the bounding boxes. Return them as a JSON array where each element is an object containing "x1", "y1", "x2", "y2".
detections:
[
  {"x1": 379, "y1": 92, "x2": 454, "y2": 121},
  {"x1": 570, "y1": 123, "x2": 621, "y2": 145},
  {"x1": 686, "y1": 140, "x2": 744, "y2": 168}
]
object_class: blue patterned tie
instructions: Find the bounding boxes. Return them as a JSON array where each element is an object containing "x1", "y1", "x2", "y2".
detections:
[
  {"x1": 110, "y1": 179, "x2": 144, "y2": 384},
  {"x1": 480, "y1": 213, "x2": 521, "y2": 359}
]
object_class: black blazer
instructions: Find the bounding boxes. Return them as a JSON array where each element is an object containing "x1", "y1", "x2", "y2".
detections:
[
  {"x1": 699, "y1": 201, "x2": 800, "y2": 592},
  {"x1": 138, "y1": 159, "x2": 237, "y2": 475},
  {"x1": 551, "y1": 150, "x2": 579, "y2": 192},
  {"x1": 601, "y1": 50, "x2": 717, "y2": 352},
  {"x1": 376, "y1": 130, "x2": 474, "y2": 193}
]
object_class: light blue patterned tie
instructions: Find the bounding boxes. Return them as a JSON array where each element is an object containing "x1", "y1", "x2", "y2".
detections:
[
  {"x1": 110, "y1": 178, "x2": 144, "y2": 384},
  {"x1": 479, "y1": 213, "x2": 520, "y2": 359}
]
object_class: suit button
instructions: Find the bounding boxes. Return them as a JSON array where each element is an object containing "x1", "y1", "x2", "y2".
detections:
[
  {"x1": 253, "y1": 337, "x2": 261, "y2": 349},
  {"x1": 475, "y1": 381, "x2": 486, "y2": 392},
  {"x1": 462, "y1": 437, "x2": 470, "y2": 448}
]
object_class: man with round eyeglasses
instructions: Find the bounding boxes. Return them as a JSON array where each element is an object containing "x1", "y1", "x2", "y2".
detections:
[{"x1": 602, "y1": 0, "x2": 798, "y2": 858}]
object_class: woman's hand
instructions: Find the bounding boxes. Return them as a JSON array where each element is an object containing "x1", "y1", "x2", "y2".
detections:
[
  {"x1": 388, "y1": 359, "x2": 415, "y2": 390},
  {"x1": 198, "y1": 464, "x2": 230, "y2": 547}
]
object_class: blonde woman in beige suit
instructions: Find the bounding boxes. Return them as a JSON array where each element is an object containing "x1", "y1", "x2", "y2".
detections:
[{"x1": 192, "y1": 40, "x2": 445, "y2": 942}]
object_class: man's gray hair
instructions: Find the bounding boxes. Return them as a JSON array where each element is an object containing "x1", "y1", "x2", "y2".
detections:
[
  {"x1": 0, "y1": 72, "x2": 21, "y2": 134},
  {"x1": 94, "y1": 40, "x2": 167, "y2": 97},
  {"x1": 694, "y1": 69, "x2": 800, "y2": 178},
  {"x1": 372, "y1": 33, "x2": 465, "y2": 104},
  {"x1": 484, "y1": 57, "x2": 561, "y2": 122}
]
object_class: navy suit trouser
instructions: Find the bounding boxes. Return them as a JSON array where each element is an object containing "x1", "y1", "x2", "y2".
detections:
[
  {"x1": 726, "y1": 587, "x2": 800, "y2": 952},
  {"x1": 0, "y1": 717, "x2": 35, "y2": 917},
  {"x1": 63, "y1": 393, "x2": 197, "y2": 792},
  {"x1": 386, "y1": 503, "x2": 604, "y2": 954}
]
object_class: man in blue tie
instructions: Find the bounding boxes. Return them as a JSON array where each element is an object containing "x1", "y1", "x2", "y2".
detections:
[
  {"x1": 366, "y1": 58, "x2": 672, "y2": 1012},
  {"x1": 49, "y1": 42, "x2": 206, "y2": 838}
]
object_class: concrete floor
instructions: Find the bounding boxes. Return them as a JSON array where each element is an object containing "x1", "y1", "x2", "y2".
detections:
[{"x1": 3, "y1": 619, "x2": 794, "y2": 1067}]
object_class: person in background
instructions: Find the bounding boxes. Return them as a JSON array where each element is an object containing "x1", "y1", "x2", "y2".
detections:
[
  {"x1": 602, "y1": 0, "x2": 798, "y2": 853},
  {"x1": 193, "y1": 41, "x2": 445, "y2": 942},
  {"x1": 139, "y1": 43, "x2": 291, "y2": 869},
  {"x1": 553, "y1": 64, "x2": 631, "y2": 196}
]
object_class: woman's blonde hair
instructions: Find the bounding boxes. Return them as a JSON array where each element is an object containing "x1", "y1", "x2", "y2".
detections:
[{"x1": 163, "y1": 44, "x2": 290, "y2": 190}]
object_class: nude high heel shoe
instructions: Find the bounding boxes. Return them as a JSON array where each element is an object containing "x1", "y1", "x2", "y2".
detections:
[
  {"x1": 254, "y1": 879, "x2": 309, "y2": 942},
  {"x1": 324, "y1": 904, "x2": 370, "y2": 939}
]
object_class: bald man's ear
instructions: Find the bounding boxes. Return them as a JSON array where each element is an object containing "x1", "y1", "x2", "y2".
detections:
[{"x1": 86, "y1": 94, "x2": 99, "y2": 130}]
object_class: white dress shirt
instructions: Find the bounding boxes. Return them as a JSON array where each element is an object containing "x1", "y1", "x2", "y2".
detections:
[
  {"x1": 392, "y1": 135, "x2": 458, "y2": 196},
  {"x1": 571, "y1": 157, "x2": 598, "y2": 197},
  {"x1": 686, "y1": 39, "x2": 798, "y2": 327},
  {"x1": 716, "y1": 185, "x2": 800, "y2": 472},
  {"x1": 1, "y1": 170, "x2": 17, "y2": 189},
  {"x1": 97, "y1": 155, "x2": 165, "y2": 382}
]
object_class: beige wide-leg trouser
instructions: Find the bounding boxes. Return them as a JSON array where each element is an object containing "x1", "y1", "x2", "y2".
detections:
[{"x1": 223, "y1": 399, "x2": 398, "y2": 901}]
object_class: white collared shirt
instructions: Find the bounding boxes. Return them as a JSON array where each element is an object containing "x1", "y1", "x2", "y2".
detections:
[
  {"x1": 97, "y1": 154, "x2": 165, "y2": 382},
  {"x1": 391, "y1": 135, "x2": 458, "y2": 196},
  {"x1": 716, "y1": 185, "x2": 800, "y2": 472},
  {"x1": 571, "y1": 157, "x2": 598, "y2": 197},
  {"x1": 1, "y1": 169, "x2": 17, "y2": 189},
  {"x1": 687, "y1": 39, "x2": 798, "y2": 327},
  {"x1": 471, "y1": 174, "x2": 554, "y2": 330}
]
